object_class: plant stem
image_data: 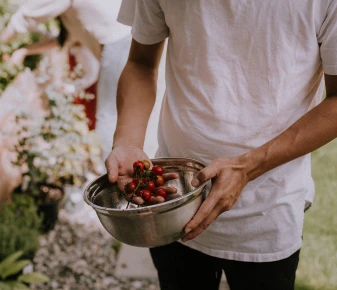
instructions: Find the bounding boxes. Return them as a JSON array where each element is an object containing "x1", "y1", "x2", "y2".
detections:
[{"x1": 126, "y1": 171, "x2": 141, "y2": 209}]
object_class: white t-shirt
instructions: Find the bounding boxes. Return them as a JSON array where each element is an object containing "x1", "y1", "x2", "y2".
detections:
[
  {"x1": 8, "y1": 0, "x2": 131, "y2": 59},
  {"x1": 121, "y1": 0, "x2": 337, "y2": 262},
  {"x1": 118, "y1": 0, "x2": 135, "y2": 27}
]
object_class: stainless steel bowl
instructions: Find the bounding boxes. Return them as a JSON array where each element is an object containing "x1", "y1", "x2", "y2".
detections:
[{"x1": 84, "y1": 157, "x2": 210, "y2": 247}]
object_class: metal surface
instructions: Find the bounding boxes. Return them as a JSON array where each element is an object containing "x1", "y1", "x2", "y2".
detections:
[{"x1": 84, "y1": 157, "x2": 211, "y2": 247}]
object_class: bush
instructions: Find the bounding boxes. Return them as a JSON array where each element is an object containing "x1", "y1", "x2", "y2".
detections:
[{"x1": 0, "y1": 195, "x2": 41, "y2": 261}]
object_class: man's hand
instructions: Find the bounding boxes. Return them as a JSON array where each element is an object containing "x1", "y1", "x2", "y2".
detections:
[
  {"x1": 182, "y1": 157, "x2": 249, "y2": 242},
  {"x1": 105, "y1": 146, "x2": 178, "y2": 205}
]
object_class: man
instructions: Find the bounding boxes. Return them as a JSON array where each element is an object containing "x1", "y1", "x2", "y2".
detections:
[{"x1": 106, "y1": 1, "x2": 337, "y2": 289}]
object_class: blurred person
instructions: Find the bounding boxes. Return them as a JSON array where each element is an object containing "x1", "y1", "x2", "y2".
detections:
[
  {"x1": 1, "y1": 0, "x2": 132, "y2": 159},
  {"x1": 0, "y1": 69, "x2": 43, "y2": 202}
]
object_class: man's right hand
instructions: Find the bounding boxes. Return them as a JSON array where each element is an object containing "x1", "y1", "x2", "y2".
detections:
[
  {"x1": 105, "y1": 146, "x2": 178, "y2": 205},
  {"x1": 105, "y1": 145, "x2": 150, "y2": 184}
]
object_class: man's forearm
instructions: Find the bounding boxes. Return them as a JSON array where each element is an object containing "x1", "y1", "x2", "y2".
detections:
[
  {"x1": 242, "y1": 96, "x2": 337, "y2": 181},
  {"x1": 113, "y1": 61, "x2": 158, "y2": 149}
]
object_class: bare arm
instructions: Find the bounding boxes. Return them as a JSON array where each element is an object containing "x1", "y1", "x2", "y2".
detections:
[
  {"x1": 243, "y1": 74, "x2": 337, "y2": 180},
  {"x1": 105, "y1": 39, "x2": 178, "y2": 205},
  {"x1": 183, "y1": 74, "x2": 337, "y2": 242},
  {"x1": 7, "y1": 38, "x2": 59, "y2": 66},
  {"x1": 113, "y1": 39, "x2": 165, "y2": 149},
  {"x1": 105, "y1": 39, "x2": 165, "y2": 182},
  {"x1": 23, "y1": 38, "x2": 59, "y2": 56}
]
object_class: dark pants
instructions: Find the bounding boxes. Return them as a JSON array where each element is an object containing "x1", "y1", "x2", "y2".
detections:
[{"x1": 150, "y1": 242, "x2": 300, "y2": 290}]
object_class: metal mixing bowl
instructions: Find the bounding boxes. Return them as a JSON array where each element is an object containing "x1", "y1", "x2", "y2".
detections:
[{"x1": 83, "y1": 157, "x2": 211, "y2": 247}]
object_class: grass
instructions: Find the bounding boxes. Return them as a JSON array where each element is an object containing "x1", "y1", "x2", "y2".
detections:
[{"x1": 295, "y1": 139, "x2": 337, "y2": 290}]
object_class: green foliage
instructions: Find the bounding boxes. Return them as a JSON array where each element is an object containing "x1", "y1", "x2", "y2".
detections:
[
  {"x1": 23, "y1": 54, "x2": 43, "y2": 71},
  {"x1": 111, "y1": 240, "x2": 122, "y2": 256},
  {"x1": 295, "y1": 139, "x2": 337, "y2": 290},
  {"x1": 0, "y1": 195, "x2": 41, "y2": 261},
  {"x1": 0, "y1": 251, "x2": 49, "y2": 290},
  {"x1": 18, "y1": 273, "x2": 49, "y2": 284},
  {"x1": 0, "y1": 62, "x2": 23, "y2": 94}
]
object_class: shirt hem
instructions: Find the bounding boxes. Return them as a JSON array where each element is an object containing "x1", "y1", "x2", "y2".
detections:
[
  {"x1": 323, "y1": 64, "x2": 337, "y2": 75},
  {"x1": 132, "y1": 29, "x2": 168, "y2": 45},
  {"x1": 179, "y1": 239, "x2": 303, "y2": 263},
  {"x1": 117, "y1": 14, "x2": 134, "y2": 27}
]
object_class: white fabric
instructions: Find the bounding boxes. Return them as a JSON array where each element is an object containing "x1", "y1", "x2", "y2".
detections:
[
  {"x1": 131, "y1": 0, "x2": 337, "y2": 262},
  {"x1": 8, "y1": 0, "x2": 131, "y2": 59},
  {"x1": 118, "y1": 0, "x2": 135, "y2": 26}
]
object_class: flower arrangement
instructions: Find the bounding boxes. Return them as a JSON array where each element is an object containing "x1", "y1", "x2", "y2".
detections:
[
  {"x1": 0, "y1": 0, "x2": 59, "y2": 95},
  {"x1": 13, "y1": 57, "x2": 102, "y2": 203}
]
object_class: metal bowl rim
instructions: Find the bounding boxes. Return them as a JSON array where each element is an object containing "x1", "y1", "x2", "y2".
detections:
[{"x1": 83, "y1": 157, "x2": 210, "y2": 215}]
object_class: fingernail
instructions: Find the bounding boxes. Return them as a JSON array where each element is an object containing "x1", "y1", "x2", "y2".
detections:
[
  {"x1": 184, "y1": 227, "x2": 192, "y2": 234},
  {"x1": 191, "y1": 178, "x2": 200, "y2": 187}
]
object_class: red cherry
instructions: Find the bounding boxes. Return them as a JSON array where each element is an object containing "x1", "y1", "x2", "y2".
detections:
[
  {"x1": 143, "y1": 160, "x2": 151, "y2": 170},
  {"x1": 147, "y1": 181, "x2": 156, "y2": 192},
  {"x1": 133, "y1": 160, "x2": 145, "y2": 172},
  {"x1": 155, "y1": 175, "x2": 165, "y2": 187},
  {"x1": 139, "y1": 178, "x2": 149, "y2": 187},
  {"x1": 136, "y1": 189, "x2": 144, "y2": 197},
  {"x1": 141, "y1": 189, "x2": 152, "y2": 201},
  {"x1": 125, "y1": 182, "x2": 137, "y2": 194},
  {"x1": 155, "y1": 188, "x2": 167, "y2": 199},
  {"x1": 152, "y1": 165, "x2": 164, "y2": 176},
  {"x1": 132, "y1": 178, "x2": 139, "y2": 185}
]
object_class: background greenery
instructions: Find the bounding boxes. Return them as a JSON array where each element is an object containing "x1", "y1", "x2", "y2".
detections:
[
  {"x1": 0, "y1": 195, "x2": 41, "y2": 261},
  {"x1": 295, "y1": 138, "x2": 337, "y2": 290}
]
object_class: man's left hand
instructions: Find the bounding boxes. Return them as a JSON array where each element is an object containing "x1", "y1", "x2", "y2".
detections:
[{"x1": 182, "y1": 157, "x2": 249, "y2": 242}]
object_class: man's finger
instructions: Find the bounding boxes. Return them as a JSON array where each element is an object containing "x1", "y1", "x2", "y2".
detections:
[
  {"x1": 191, "y1": 164, "x2": 219, "y2": 187},
  {"x1": 147, "y1": 196, "x2": 165, "y2": 205},
  {"x1": 163, "y1": 172, "x2": 179, "y2": 181},
  {"x1": 183, "y1": 191, "x2": 219, "y2": 234},
  {"x1": 157, "y1": 186, "x2": 177, "y2": 194},
  {"x1": 105, "y1": 155, "x2": 119, "y2": 183},
  {"x1": 131, "y1": 196, "x2": 144, "y2": 205},
  {"x1": 182, "y1": 203, "x2": 224, "y2": 242}
]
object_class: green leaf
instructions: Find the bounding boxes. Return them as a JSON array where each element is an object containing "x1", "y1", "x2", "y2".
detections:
[
  {"x1": 0, "y1": 252, "x2": 23, "y2": 278},
  {"x1": 2, "y1": 261, "x2": 31, "y2": 280},
  {"x1": 0, "y1": 281, "x2": 11, "y2": 290},
  {"x1": 4, "y1": 281, "x2": 30, "y2": 290},
  {"x1": 18, "y1": 273, "x2": 49, "y2": 284}
]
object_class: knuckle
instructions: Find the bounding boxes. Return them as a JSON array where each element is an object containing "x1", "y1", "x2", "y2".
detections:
[
  {"x1": 104, "y1": 158, "x2": 109, "y2": 167},
  {"x1": 201, "y1": 222, "x2": 210, "y2": 230},
  {"x1": 199, "y1": 208, "x2": 210, "y2": 217},
  {"x1": 220, "y1": 200, "x2": 231, "y2": 211},
  {"x1": 213, "y1": 158, "x2": 222, "y2": 166}
]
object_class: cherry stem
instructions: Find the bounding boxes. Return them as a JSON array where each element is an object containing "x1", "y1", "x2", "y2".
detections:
[{"x1": 126, "y1": 170, "x2": 142, "y2": 209}]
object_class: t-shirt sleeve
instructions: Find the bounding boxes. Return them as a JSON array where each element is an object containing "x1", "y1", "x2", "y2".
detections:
[
  {"x1": 8, "y1": 0, "x2": 70, "y2": 34},
  {"x1": 318, "y1": 0, "x2": 337, "y2": 75},
  {"x1": 117, "y1": 0, "x2": 135, "y2": 27},
  {"x1": 131, "y1": 0, "x2": 169, "y2": 45}
]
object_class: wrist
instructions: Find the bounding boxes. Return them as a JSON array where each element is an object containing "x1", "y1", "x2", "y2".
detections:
[
  {"x1": 113, "y1": 124, "x2": 146, "y2": 150},
  {"x1": 112, "y1": 138, "x2": 143, "y2": 151},
  {"x1": 237, "y1": 148, "x2": 268, "y2": 182}
]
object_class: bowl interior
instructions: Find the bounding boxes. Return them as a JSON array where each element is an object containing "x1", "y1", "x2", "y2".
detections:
[{"x1": 85, "y1": 157, "x2": 207, "y2": 213}]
